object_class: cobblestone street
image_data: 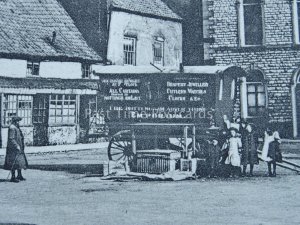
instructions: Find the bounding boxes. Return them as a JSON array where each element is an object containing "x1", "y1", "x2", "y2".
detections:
[{"x1": 0, "y1": 149, "x2": 299, "y2": 225}]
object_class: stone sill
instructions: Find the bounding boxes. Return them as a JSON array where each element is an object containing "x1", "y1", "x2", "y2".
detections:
[{"x1": 214, "y1": 44, "x2": 300, "y2": 53}]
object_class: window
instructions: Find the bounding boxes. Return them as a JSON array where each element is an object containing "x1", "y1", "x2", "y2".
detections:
[
  {"x1": 153, "y1": 38, "x2": 164, "y2": 65},
  {"x1": 3, "y1": 95, "x2": 33, "y2": 126},
  {"x1": 49, "y1": 95, "x2": 76, "y2": 124},
  {"x1": 246, "y1": 71, "x2": 266, "y2": 117},
  {"x1": 87, "y1": 97, "x2": 106, "y2": 135},
  {"x1": 239, "y1": 0, "x2": 263, "y2": 46},
  {"x1": 82, "y1": 64, "x2": 91, "y2": 78},
  {"x1": 123, "y1": 36, "x2": 136, "y2": 65},
  {"x1": 293, "y1": 0, "x2": 300, "y2": 44},
  {"x1": 27, "y1": 61, "x2": 40, "y2": 76}
]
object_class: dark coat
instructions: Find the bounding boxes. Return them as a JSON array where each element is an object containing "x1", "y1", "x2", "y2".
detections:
[
  {"x1": 207, "y1": 143, "x2": 221, "y2": 169},
  {"x1": 268, "y1": 140, "x2": 282, "y2": 163},
  {"x1": 241, "y1": 128, "x2": 259, "y2": 166},
  {"x1": 4, "y1": 124, "x2": 28, "y2": 170}
]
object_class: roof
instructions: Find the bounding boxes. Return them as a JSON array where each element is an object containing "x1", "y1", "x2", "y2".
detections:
[
  {"x1": 93, "y1": 65, "x2": 180, "y2": 74},
  {"x1": 0, "y1": 0, "x2": 102, "y2": 62},
  {"x1": 93, "y1": 65, "x2": 244, "y2": 75},
  {"x1": 110, "y1": 0, "x2": 182, "y2": 21}
]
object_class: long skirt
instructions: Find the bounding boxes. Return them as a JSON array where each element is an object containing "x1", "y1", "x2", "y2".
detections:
[{"x1": 4, "y1": 151, "x2": 28, "y2": 170}]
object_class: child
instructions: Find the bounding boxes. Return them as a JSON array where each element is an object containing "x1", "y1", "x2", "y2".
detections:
[
  {"x1": 267, "y1": 129, "x2": 282, "y2": 177},
  {"x1": 225, "y1": 127, "x2": 242, "y2": 177},
  {"x1": 207, "y1": 138, "x2": 221, "y2": 178}
]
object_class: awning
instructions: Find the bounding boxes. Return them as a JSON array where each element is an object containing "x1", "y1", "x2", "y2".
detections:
[
  {"x1": 0, "y1": 76, "x2": 99, "y2": 95},
  {"x1": 93, "y1": 65, "x2": 246, "y2": 77}
]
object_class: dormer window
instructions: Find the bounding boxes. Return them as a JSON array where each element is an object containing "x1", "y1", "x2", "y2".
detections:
[
  {"x1": 27, "y1": 61, "x2": 40, "y2": 76},
  {"x1": 82, "y1": 64, "x2": 91, "y2": 78},
  {"x1": 153, "y1": 37, "x2": 164, "y2": 66}
]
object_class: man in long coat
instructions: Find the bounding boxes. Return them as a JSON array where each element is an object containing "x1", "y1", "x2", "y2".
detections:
[{"x1": 4, "y1": 116, "x2": 28, "y2": 182}]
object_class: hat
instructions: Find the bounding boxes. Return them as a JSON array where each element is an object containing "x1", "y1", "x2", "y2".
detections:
[
  {"x1": 12, "y1": 116, "x2": 22, "y2": 122},
  {"x1": 229, "y1": 127, "x2": 239, "y2": 133}
]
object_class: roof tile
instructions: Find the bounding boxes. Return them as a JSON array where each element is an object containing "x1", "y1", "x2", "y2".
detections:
[
  {"x1": 0, "y1": 0, "x2": 102, "y2": 62},
  {"x1": 111, "y1": 0, "x2": 181, "y2": 21}
]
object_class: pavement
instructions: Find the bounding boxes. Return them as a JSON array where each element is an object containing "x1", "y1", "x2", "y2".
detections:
[
  {"x1": 0, "y1": 140, "x2": 299, "y2": 224},
  {"x1": 0, "y1": 167, "x2": 299, "y2": 225},
  {"x1": 0, "y1": 142, "x2": 109, "y2": 156}
]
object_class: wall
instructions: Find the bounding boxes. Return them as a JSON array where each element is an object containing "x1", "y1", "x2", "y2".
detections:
[
  {"x1": 0, "y1": 59, "x2": 27, "y2": 77},
  {"x1": 0, "y1": 58, "x2": 88, "y2": 79},
  {"x1": 40, "y1": 62, "x2": 82, "y2": 79},
  {"x1": 107, "y1": 11, "x2": 182, "y2": 68},
  {"x1": 48, "y1": 126, "x2": 78, "y2": 145},
  {"x1": 207, "y1": 0, "x2": 300, "y2": 137}
]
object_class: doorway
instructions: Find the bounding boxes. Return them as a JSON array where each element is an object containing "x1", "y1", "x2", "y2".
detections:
[{"x1": 33, "y1": 94, "x2": 49, "y2": 146}]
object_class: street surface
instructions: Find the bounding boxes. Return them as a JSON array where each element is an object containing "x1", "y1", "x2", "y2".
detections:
[{"x1": 0, "y1": 149, "x2": 299, "y2": 225}]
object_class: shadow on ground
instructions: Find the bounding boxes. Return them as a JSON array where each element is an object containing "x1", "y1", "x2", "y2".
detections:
[{"x1": 28, "y1": 164, "x2": 104, "y2": 175}]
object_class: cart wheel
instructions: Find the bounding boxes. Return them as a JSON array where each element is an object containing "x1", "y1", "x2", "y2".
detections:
[{"x1": 108, "y1": 137, "x2": 134, "y2": 164}]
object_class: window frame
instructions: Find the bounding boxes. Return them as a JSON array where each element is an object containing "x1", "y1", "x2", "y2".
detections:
[
  {"x1": 26, "y1": 61, "x2": 40, "y2": 76},
  {"x1": 2, "y1": 94, "x2": 33, "y2": 126},
  {"x1": 153, "y1": 37, "x2": 164, "y2": 66},
  {"x1": 293, "y1": 0, "x2": 300, "y2": 44},
  {"x1": 49, "y1": 94, "x2": 77, "y2": 125},
  {"x1": 123, "y1": 36, "x2": 137, "y2": 66},
  {"x1": 81, "y1": 64, "x2": 91, "y2": 79},
  {"x1": 246, "y1": 82, "x2": 266, "y2": 117},
  {"x1": 238, "y1": 0, "x2": 265, "y2": 47}
]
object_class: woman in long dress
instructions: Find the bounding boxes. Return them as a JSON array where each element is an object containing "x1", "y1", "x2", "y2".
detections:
[{"x1": 240, "y1": 121, "x2": 259, "y2": 176}]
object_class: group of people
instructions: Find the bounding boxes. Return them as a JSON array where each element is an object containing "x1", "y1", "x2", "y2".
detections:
[{"x1": 204, "y1": 115, "x2": 282, "y2": 178}]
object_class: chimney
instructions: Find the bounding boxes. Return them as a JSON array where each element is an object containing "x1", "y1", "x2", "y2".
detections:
[{"x1": 51, "y1": 31, "x2": 57, "y2": 44}]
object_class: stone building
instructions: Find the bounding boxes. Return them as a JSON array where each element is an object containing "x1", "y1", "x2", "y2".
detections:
[
  {"x1": 203, "y1": 0, "x2": 300, "y2": 137},
  {"x1": 106, "y1": 0, "x2": 182, "y2": 68},
  {"x1": 0, "y1": 0, "x2": 102, "y2": 147}
]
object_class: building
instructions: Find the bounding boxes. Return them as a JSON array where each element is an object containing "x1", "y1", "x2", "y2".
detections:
[
  {"x1": 106, "y1": 0, "x2": 182, "y2": 69},
  {"x1": 61, "y1": 0, "x2": 183, "y2": 69},
  {"x1": 0, "y1": 0, "x2": 103, "y2": 147},
  {"x1": 204, "y1": 0, "x2": 300, "y2": 138}
]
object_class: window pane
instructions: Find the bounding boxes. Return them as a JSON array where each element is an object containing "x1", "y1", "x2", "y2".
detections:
[
  {"x1": 247, "y1": 84, "x2": 256, "y2": 92},
  {"x1": 257, "y1": 84, "x2": 265, "y2": 92},
  {"x1": 244, "y1": 3, "x2": 263, "y2": 45},
  {"x1": 257, "y1": 93, "x2": 266, "y2": 106},
  {"x1": 248, "y1": 94, "x2": 256, "y2": 107}
]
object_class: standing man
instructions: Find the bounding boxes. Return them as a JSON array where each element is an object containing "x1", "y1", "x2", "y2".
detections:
[{"x1": 4, "y1": 116, "x2": 28, "y2": 182}]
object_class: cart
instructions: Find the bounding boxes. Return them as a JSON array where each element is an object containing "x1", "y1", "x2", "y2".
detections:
[{"x1": 94, "y1": 66, "x2": 246, "y2": 174}]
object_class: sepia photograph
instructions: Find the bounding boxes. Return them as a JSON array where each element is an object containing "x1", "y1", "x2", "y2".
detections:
[{"x1": 0, "y1": 0, "x2": 299, "y2": 224}]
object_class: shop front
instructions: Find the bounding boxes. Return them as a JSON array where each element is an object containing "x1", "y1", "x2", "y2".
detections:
[{"x1": 0, "y1": 77, "x2": 99, "y2": 148}]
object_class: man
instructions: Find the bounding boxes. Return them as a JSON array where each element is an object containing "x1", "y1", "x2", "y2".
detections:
[{"x1": 4, "y1": 116, "x2": 28, "y2": 182}]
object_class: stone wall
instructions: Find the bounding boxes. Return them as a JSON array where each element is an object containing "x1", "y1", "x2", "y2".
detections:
[{"x1": 207, "y1": 0, "x2": 300, "y2": 137}]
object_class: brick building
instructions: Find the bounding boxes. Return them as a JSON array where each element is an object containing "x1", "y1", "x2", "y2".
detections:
[{"x1": 202, "y1": 0, "x2": 300, "y2": 138}]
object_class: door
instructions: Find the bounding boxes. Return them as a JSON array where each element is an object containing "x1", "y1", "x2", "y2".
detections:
[{"x1": 33, "y1": 94, "x2": 49, "y2": 146}]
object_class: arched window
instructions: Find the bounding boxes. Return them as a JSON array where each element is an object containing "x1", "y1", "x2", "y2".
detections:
[{"x1": 246, "y1": 70, "x2": 266, "y2": 117}]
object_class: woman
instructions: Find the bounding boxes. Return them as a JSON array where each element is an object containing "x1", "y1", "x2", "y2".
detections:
[
  {"x1": 240, "y1": 120, "x2": 258, "y2": 176},
  {"x1": 225, "y1": 127, "x2": 242, "y2": 177},
  {"x1": 4, "y1": 116, "x2": 28, "y2": 182}
]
